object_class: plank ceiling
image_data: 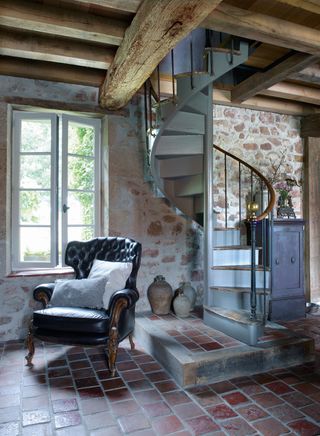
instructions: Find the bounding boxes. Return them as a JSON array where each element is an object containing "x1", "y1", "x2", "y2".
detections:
[{"x1": 1, "y1": 0, "x2": 320, "y2": 113}]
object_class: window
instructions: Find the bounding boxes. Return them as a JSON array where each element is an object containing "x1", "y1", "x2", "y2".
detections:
[{"x1": 12, "y1": 111, "x2": 101, "y2": 269}]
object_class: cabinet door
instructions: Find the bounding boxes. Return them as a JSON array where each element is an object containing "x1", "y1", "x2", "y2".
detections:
[{"x1": 272, "y1": 226, "x2": 304, "y2": 298}]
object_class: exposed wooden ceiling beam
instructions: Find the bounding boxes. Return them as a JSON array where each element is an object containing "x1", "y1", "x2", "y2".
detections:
[
  {"x1": 0, "y1": 0, "x2": 127, "y2": 46},
  {"x1": 214, "y1": 89, "x2": 316, "y2": 116},
  {"x1": 290, "y1": 64, "x2": 320, "y2": 85},
  {"x1": 67, "y1": 0, "x2": 141, "y2": 13},
  {"x1": 261, "y1": 81, "x2": 320, "y2": 105},
  {"x1": 202, "y1": 3, "x2": 320, "y2": 55},
  {"x1": 0, "y1": 57, "x2": 105, "y2": 86},
  {"x1": 232, "y1": 53, "x2": 320, "y2": 103},
  {"x1": 276, "y1": 0, "x2": 320, "y2": 15},
  {"x1": 99, "y1": 0, "x2": 224, "y2": 110},
  {"x1": 0, "y1": 30, "x2": 115, "y2": 69}
]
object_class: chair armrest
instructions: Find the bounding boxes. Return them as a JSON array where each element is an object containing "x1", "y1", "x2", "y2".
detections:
[
  {"x1": 33, "y1": 283, "x2": 55, "y2": 307},
  {"x1": 107, "y1": 288, "x2": 139, "y2": 313}
]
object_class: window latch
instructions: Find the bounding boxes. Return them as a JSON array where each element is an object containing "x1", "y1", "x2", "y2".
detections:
[{"x1": 63, "y1": 204, "x2": 70, "y2": 213}]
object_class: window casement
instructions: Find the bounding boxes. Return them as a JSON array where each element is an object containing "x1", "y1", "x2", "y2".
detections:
[{"x1": 11, "y1": 111, "x2": 101, "y2": 270}]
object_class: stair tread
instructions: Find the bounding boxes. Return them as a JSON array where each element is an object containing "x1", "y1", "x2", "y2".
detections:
[
  {"x1": 214, "y1": 227, "x2": 240, "y2": 231},
  {"x1": 212, "y1": 265, "x2": 270, "y2": 271},
  {"x1": 214, "y1": 245, "x2": 262, "y2": 250},
  {"x1": 210, "y1": 286, "x2": 271, "y2": 295},
  {"x1": 204, "y1": 305, "x2": 263, "y2": 325}
]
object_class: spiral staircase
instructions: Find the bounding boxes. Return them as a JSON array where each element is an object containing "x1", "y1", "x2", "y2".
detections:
[{"x1": 146, "y1": 38, "x2": 276, "y2": 346}]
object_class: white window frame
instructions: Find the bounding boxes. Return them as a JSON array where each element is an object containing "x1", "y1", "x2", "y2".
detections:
[{"x1": 11, "y1": 110, "x2": 101, "y2": 270}]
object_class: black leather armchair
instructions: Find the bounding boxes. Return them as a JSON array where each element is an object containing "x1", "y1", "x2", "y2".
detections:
[{"x1": 25, "y1": 237, "x2": 142, "y2": 376}]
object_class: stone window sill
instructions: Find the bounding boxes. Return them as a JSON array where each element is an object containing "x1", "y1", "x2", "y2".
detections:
[{"x1": 8, "y1": 267, "x2": 74, "y2": 278}]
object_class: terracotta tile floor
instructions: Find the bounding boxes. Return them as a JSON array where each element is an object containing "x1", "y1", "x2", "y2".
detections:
[{"x1": 1, "y1": 313, "x2": 320, "y2": 435}]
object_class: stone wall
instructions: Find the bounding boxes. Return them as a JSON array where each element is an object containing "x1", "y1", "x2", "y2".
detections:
[
  {"x1": 213, "y1": 105, "x2": 303, "y2": 226},
  {"x1": 0, "y1": 77, "x2": 203, "y2": 341}
]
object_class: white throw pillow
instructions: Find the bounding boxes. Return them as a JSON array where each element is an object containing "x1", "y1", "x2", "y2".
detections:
[
  {"x1": 50, "y1": 277, "x2": 107, "y2": 309},
  {"x1": 88, "y1": 259, "x2": 133, "y2": 308}
]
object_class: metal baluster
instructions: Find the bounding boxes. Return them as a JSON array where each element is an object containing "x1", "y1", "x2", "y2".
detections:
[
  {"x1": 250, "y1": 217, "x2": 257, "y2": 320},
  {"x1": 239, "y1": 162, "x2": 241, "y2": 225},
  {"x1": 157, "y1": 65, "x2": 161, "y2": 103},
  {"x1": 262, "y1": 209, "x2": 267, "y2": 323},
  {"x1": 148, "y1": 80, "x2": 152, "y2": 133},
  {"x1": 250, "y1": 170, "x2": 253, "y2": 203},
  {"x1": 144, "y1": 82, "x2": 149, "y2": 153},
  {"x1": 190, "y1": 39, "x2": 194, "y2": 89},
  {"x1": 225, "y1": 154, "x2": 228, "y2": 228},
  {"x1": 171, "y1": 50, "x2": 175, "y2": 100}
]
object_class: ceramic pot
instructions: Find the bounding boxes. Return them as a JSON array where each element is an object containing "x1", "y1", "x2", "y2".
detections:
[
  {"x1": 147, "y1": 275, "x2": 173, "y2": 315},
  {"x1": 179, "y1": 281, "x2": 196, "y2": 309},
  {"x1": 173, "y1": 290, "x2": 191, "y2": 318}
]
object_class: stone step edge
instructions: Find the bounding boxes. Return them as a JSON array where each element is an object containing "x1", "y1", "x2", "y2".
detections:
[
  {"x1": 203, "y1": 305, "x2": 264, "y2": 325},
  {"x1": 212, "y1": 265, "x2": 271, "y2": 271},
  {"x1": 214, "y1": 245, "x2": 262, "y2": 250},
  {"x1": 209, "y1": 286, "x2": 271, "y2": 295}
]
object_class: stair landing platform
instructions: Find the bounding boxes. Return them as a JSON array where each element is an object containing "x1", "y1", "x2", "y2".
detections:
[{"x1": 134, "y1": 309, "x2": 314, "y2": 388}]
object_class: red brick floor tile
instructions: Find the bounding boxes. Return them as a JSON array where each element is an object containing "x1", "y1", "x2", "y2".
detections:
[
  {"x1": 101, "y1": 377, "x2": 126, "y2": 391},
  {"x1": 192, "y1": 390, "x2": 222, "y2": 407},
  {"x1": 22, "y1": 422, "x2": 54, "y2": 436},
  {"x1": 252, "y1": 373, "x2": 277, "y2": 384},
  {"x1": 78, "y1": 386, "x2": 104, "y2": 399},
  {"x1": 300, "y1": 403, "x2": 320, "y2": 422},
  {"x1": 121, "y1": 369, "x2": 146, "y2": 382},
  {"x1": 51, "y1": 387, "x2": 77, "y2": 401},
  {"x1": 22, "y1": 395, "x2": 49, "y2": 411},
  {"x1": 128, "y1": 379, "x2": 153, "y2": 391},
  {"x1": 173, "y1": 402, "x2": 203, "y2": 419},
  {"x1": 152, "y1": 415, "x2": 184, "y2": 435},
  {"x1": 186, "y1": 415, "x2": 220, "y2": 435},
  {"x1": 50, "y1": 376, "x2": 73, "y2": 388},
  {"x1": 48, "y1": 367, "x2": 71, "y2": 378},
  {"x1": 207, "y1": 403, "x2": 238, "y2": 420},
  {"x1": 237, "y1": 380, "x2": 266, "y2": 395},
  {"x1": 163, "y1": 391, "x2": 192, "y2": 406},
  {"x1": 288, "y1": 418, "x2": 320, "y2": 435},
  {"x1": 201, "y1": 341, "x2": 223, "y2": 351},
  {"x1": 251, "y1": 392, "x2": 284, "y2": 408},
  {"x1": 84, "y1": 411, "x2": 116, "y2": 430},
  {"x1": 209, "y1": 380, "x2": 235, "y2": 394},
  {"x1": 143, "y1": 401, "x2": 172, "y2": 418},
  {"x1": 74, "y1": 376, "x2": 99, "y2": 389},
  {"x1": 282, "y1": 391, "x2": 313, "y2": 408},
  {"x1": 139, "y1": 362, "x2": 162, "y2": 373},
  {"x1": 117, "y1": 360, "x2": 138, "y2": 371},
  {"x1": 146, "y1": 371, "x2": 171, "y2": 382},
  {"x1": 90, "y1": 426, "x2": 122, "y2": 436},
  {"x1": 253, "y1": 417, "x2": 291, "y2": 436},
  {"x1": 70, "y1": 368, "x2": 94, "y2": 379},
  {"x1": 276, "y1": 372, "x2": 302, "y2": 385},
  {"x1": 237, "y1": 403, "x2": 268, "y2": 421},
  {"x1": 111, "y1": 399, "x2": 141, "y2": 417},
  {"x1": 134, "y1": 389, "x2": 162, "y2": 405},
  {"x1": 118, "y1": 412, "x2": 151, "y2": 433},
  {"x1": 80, "y1": 398, "x2": 109, "y2": 415},
  {"x1": 220, "y1": 417, "x2": 256, "y2": 435},
  {"x1": 52, "y1": 398, "x2": 78, "y2": 413},
  {"x1": 154, "y1": 380, "x2": 179, "y2": 393},
  {"x1": 0, "y1": 422, "x2": 19, "y2": 435},
  {"x1": 133, "y1": 354, "x2": 155, "y2": 364},
  {"x1": 54, "y1": 411, "x2": 82, "y2": 429},
  {"x1": 222, "y1": 391, "x2": 250, "y2": 406},
  {"x1": 105, "y1": 387, "x2": 133, "y2": 402},
  {"x1": 294, "y1": 382, "x2": 320, "y2": 396},
  {"x1": 22, "y1": 409, "x2": 51, "y2": 427},
  {"x1": 69, "y1": 360, "x2": 91, "y2": 370},
  {"x1": 265, "y1": 380, "x2": 294, "y2": 395},
  {"x1": 268, "y1": 403, "x2": 304, "y2": 422}
]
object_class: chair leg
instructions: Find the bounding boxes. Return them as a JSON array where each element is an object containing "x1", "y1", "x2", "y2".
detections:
[
  {"x1": 25, "y1": 320, "x2": 35, "y2": 366},
  {"x1": 129, "y1": 333, "x2": 135, "y2": 351},
  {"x1": 108, "y1": 326, "x2": 119, "y2": 377}
]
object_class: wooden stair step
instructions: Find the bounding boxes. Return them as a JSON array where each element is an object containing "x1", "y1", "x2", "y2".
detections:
[
  {"x1": 204, "y1": 305, "x2": 263, "y2": 325},
  {"x1": 210, "y1": 286, "x2": 270, "y2": 295},
  {"x1": 212, "y1": 265, "x2": 270, "y2": 271},
  {"x1": 214, "y1": 245, "x2": 262, "y2": 250}
]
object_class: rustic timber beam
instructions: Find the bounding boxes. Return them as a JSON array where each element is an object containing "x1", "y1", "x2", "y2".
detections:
[
  {"x1": 261, "y1": 81, "x2": 320, "y2": 105},
  {"x1": 290, "y1": 64, "x2": 320, "y2": 85},
  {"x1": 231, "y1": 53, "x2": 320, "y2": 103},
  {"x1": 202, "y1": 3, "x2": 320, "y2": 55},
  {"x1": 0, "y1": 0, "x2": 127, "y2": 46},
  {"x1": 301, "y1": 114, "x2": 320, "y2": 137},
  {"x1": 0, "y1": 30, "x2": 115, "y2": 69},
  {"x1": 276, "y1": 0, "x2": 320, "y2": 15},
  {"x1": 0, "y1": 57, "x2": 105, "y2": 86},
  {"x1": 100, "y1": 0, "x2": 224, "y2": 110},
  {"x1": 68, "y1": 0, "x2": 141, "y2": 13}
]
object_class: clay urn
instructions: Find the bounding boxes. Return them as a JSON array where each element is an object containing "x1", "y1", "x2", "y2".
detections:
[{"x1": 147, "y1": 275, "x2": 173, "y2": 315}]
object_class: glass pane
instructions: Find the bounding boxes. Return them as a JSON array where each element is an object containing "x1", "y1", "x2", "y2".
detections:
[
  {"x1": 20, "y1": 191, "x2": 51, "y2": 225},
  {"x1": 67, "y1": 192, "x2": 94, "y2": 225},
  {"x1": 20, "y1": 227, "x2": 51, "y2": 262},
  {"x1": 21, "y1": 119, "x2": 51, "y2": 152},
  {"x1": 68, "y1": 226, "x2": 94, "y2": 242},
  {"x1": 68, "y1": 156, "x2": 94, "y2": 190},
  {"x1": 20, "y1": 155, "x2": 51, "y2": 189},
  {"x1": 68, "y1": 122, "x2": 94, "y2": 156}
]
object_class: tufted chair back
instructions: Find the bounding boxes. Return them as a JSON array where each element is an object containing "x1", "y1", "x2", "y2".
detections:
[{"x1": 65, "y1": 237, "x2": 142, "y2": 289}]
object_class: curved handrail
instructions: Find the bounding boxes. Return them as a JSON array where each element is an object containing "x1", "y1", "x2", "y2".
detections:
[{"x1": 213, "y1": 144, "x2": 276, "y2": 221}]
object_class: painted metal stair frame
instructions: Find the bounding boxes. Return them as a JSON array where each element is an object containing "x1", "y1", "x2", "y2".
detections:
[{"x1": 147, "y1": 42, "x2": 276, "y2": 346}]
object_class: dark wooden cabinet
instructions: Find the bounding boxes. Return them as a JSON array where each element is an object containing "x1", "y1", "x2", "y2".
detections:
[{"x1": 269, "y1": 219, "x2": 305, "y2": 321}]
